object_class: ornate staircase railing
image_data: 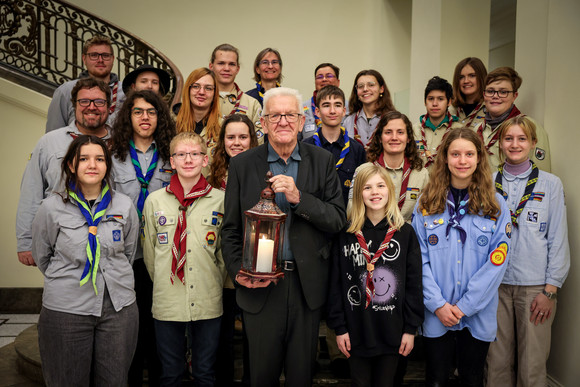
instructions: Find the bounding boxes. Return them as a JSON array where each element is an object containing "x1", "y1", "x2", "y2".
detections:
[{"x1": 0, "y1": 0, "x2": 183, "y2": 107}]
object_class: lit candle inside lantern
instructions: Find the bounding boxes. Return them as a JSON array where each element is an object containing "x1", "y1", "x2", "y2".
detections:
[{"x1": 256, "y1": 236, "x2": 274, "y2": 272}]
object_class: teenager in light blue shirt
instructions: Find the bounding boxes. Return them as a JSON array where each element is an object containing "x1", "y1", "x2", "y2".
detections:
[{"x1": 412, "y1": 128, "x2": 511, "y2": 387}]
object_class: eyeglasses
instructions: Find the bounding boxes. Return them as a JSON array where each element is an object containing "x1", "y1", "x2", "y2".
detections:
[
  {"x1": 86, "y1": 52, "x2": 113, "y2": 61},
  {"x1": 260, "y1": 60, "x2": 280, "y2": 66},
  {"x1": 484, "y1": 89, "x2": 515, "y2": 98},
  {"x1": 77, "y1": 98, "x2": 107, "y2": 107},
  {"x1": 190, "y1": 83, "x2": 215, "y2": 92},
  {"x1": 315, "y1": 73, "x2": 336, "y2": 80},
  {"x1": 172, "y1": 152, "x2": 206, "y2": 160},
  {"x1": 356, "y1": 82, "x2": 377, "y2": 90},
  {"x1": 132, "y1": 108, "x2": 157, "y2": 117},
  {"x1": 263, "y1": 113, "x2": 301, "y2": 123}
]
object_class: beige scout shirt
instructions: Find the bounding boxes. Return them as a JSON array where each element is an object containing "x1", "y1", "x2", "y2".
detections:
[
  {"x1": 143, "y1": 187, "x2": 226, "y2": 322},
  {"x1": 413, "y1": 119, "x2": 462, "y2": 171},
  {"x1": 348, "y1": 161, "x2": 430, "y2": 222},
  {"x1": 474, "y1": 116, "x2": 551, "y2": 172},
  {"x1": 449, "y1": 103, "x2": 486, "y2": 129},
  {"x1": 218, "y1": 91, "x2": 264, "y2": 144}
]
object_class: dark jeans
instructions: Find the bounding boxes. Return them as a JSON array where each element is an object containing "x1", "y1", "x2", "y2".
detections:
[
  {"x1": 424, "y1": 328, "x2": 490, "y2": 387},
  {"x1": 349, "y1": 353, "x2": 399, "y2": 387},
  {"x1": 215, "y1": 288, "x2": 236, "y2": 387},
  {"x1": 154, "y1": 317, "x2": 221, "y2": 387},
  {"x1": 37, "y1": 290, "x2": 138, "y2": 386}
]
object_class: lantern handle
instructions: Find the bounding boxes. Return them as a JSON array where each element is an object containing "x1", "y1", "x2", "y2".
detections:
[{"x1": 261, "y1": 171, "x2": 275, "y2": 200}]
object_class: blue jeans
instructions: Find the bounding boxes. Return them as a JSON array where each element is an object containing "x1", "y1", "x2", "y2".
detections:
[{"x1": 154, "y1": 317, "x2": 221, "y2": 387}]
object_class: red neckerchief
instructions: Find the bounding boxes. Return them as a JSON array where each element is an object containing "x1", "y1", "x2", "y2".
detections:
[
  {"x1": 457, "y1": 101, "x2": 483, "y2": 127},
  {"x1": 477, "y1": 105, "x2": 522, "y2": 155},
  {"x1": 109, "y1": 82, "x2": 118, "y2": 114},
  {"x1": 227, "y1": 83, "x2": 244, "y2": 116},
  {"x1": 374, "y1": 155, "x2": 411, "y2": 210},
  {"x1": 166, "y1": 174, "x2": 212, "y2": 284},
  {"x1": 355, "y1": 225, "x2": 397, "y2": 308},
  {"x1": 420, "y1": 111, "x2": 455, "y2": 167}
]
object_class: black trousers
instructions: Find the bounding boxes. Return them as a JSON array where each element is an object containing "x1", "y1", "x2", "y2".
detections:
[
  {"x1": 424, "y1": 328, "x2": 490, "y2": 387},
  {"x1": 349, "y1": 353, "x2": 399, "y2": 387}
]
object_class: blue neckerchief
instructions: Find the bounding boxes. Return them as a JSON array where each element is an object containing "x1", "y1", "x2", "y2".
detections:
[
  {"x1": 445, "y1": 189, "x2": 469, "y2": 244},
  {"x1": 313, "y1": 127, "x2": 351, "y2": 170},
  {"x1": 129, "y1": 140, "x2": 158, "y2": 217}
]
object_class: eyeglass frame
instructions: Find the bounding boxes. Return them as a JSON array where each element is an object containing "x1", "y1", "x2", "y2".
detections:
[
  {"x1": 77, "y1": 98, "x2": 108, "y2": 107},
  {"x1": 263, "y1": 113, "x2": 302, "y2": 123},
  {"x1": 315, "y1": 73, "x2": 336, "y2": 80},
  {"x1": 190, "y1": 83, "x2": 215, "y2": 93},
  {"x1": 484, "y1": 89, "x2": 516, "y2": 98},
  {"x1": 132, "y1": 108, "x2": 158, "y2": 117},
  {"x1": 171, "y1": 151, "x2": 207, "y2": 160},
  {"x1": 85, "y1": 52, "x2": 113, "y2": 61}
]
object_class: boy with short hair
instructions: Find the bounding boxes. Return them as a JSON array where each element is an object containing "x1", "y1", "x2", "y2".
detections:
[
  {"x1": 413, "y1": 76, "x2": 461, "y2": 169},
  {"x1": 143, "y1": 132, "x2": 225, "y2": 386},
  {"x1": 475, "y1": 66, "x2": 551, "y2": 171},
  {"x1": 304, "y1": 85, "x2": 366, "y2": 205}
]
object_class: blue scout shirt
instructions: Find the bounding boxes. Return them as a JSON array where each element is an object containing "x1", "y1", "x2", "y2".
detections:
[{"x1": 412, "y1": 192, "x2": 511, "y2": 342}]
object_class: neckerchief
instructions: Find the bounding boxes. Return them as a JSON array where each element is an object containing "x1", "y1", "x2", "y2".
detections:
[
  {"x1": 129, "y1": 140, "x2": 158, "y2": 218},
  {"x1": 457, "y1": 101, "x2": 483, "y2": 127},
  {"x1": 256, "y1": 81, "x2": 281, "y2": 104},
  {"x1": 352, "y1": 110, "x2": 367, "y2": 147},
  {"x1": 227, "y1": 83, "x2": 244, "y2": 116},
  {"x1": 109, "y1": 82, "x2": 118, "y2": 114},
  {"x1": 166, "y1": 174, "x2": 212, "y2": 284},
  {"x1": 313, "y1": 126, "x2": 350, "y2": 170},
  {"x1": 420, "y1": 111, "x2": 455, "y2": 167},
  {"x1": 355, "y1": 225, "x2": 397, "y2": 308},
  {"x1": 477, "y1": 105, "x2": 521, "y2": 155},
  {"x1": 374, "y1": 155, "x2": 411, "y2": 210},
  {"x1": 305, "y1": 94, "x2": 322, "y2": 128},
  {"x1": 445, "y1": 190, "x2": 469, "y2": 244},
  {"x1": 495, "y1": 160, "x2": 538, "y2": 227},
  {"x1": 68, "y1": 183, "x2": 112, "y2": 294}
]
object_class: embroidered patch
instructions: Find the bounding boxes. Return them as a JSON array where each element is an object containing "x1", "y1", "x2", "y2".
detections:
[
  {"x1": 256, "y1": 129, "x2": 264, "y2": 138},
  {"x1": 106, "y1": 214, "x2": 123, "y2": 219},
  {"x1": 410, "y1": 193, "x2": 418, "y2": 200},
  {"x1": 407, "y1": 187, "x2": 420, "y2": 192},
  {"x1": 490, "y1": 247, "x2": 506, "y2": 266},
  {"x1": 112, "y1": 229, "x2": 121, "y2": 242},
  {"x1": 535, "y1": 147, "x2": 546, "y2": 160},
  {"x1": 531, "y1": 192, "x2": 545, "y2": 202},
  {"x1": 485, "y1": 215, "x2": 497, "y2": 222},
  {"x1": 428, "y1": 234, "x2": 439, "y2": 246},
  {"x1": 477, "y1": 235, "x2": 489, "y2": 246},
  {"x1": 527, "y1": 211, "x2": 538, "y2": 223},
  {"x1": 159, "y1": 168, "x2": 173, "y2": 174},
  {"x1": 157, "y1": 232, "x2": 168, "y2": 244},
  {"x1": 154, "y1": 211, "x2": 164, "y2": 217},
  {"x1": 505, "y1": 223, "x2": 512, "y2": 239},
  {"x1": 496, "y1": 241, "x2": 509, "y2": 255},
  {"x1": 158, "y1": 216, "x2": 167, "y2": 226},
  {"x1": 539, "y1": 222, "x2": 547, "y2": 232},
  {"x1": 344, "y1": 179, "x2": 351, "y2": 187},
  {"x1": 162, "y1": 182, "x2": 170, "y2": 187},
  {"x1": 206, "y1": 231, "x2": 216, "y2": 246}
]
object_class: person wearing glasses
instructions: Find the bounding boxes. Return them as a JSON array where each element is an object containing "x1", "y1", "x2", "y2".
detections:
[
  {"x1": 17, "y1": 78, "x2": 113, "y2": 266},
  {"x1": 474, "y1": 67, "x2": 551, "y2": 171},
  {"x1": 222, "y1": 87, "x2": 345, "y2": 386},
  {"x1": 246, "y1": 48, "x2": 283, "y2": 107},
  {"x1": 209, "y1": 44, "x2": 264, "y2": 142},
  {"x1": 46, "y1": 35, "x2": 125, "y2": 132},
  {"x1": 302, "y1": 62, "x2": 344, "y2": 140},
  {"x1": 143, "y1": 132, "x2": 225, "y2": 386},
  {"x1": 109, "y1": 90, "x2": 176, "y2": 387},
  {"x1": 175, "y1": 68, "x2": 222, "y2": 171},
  {"x1": 344, "y1": 69, "x2": 396, "y2": 148}
]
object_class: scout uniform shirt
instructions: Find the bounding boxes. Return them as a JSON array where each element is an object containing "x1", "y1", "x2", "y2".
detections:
[
  {"x1": 449, "y1": 102, "x2": 486, "y2": 129},
  {"x1": 142, "y1": 187, "x2": 226, "y2": 322},
  {"x1": 218, "y1": 87, "x2": 264, "y2": 144},
  {"x1": 413, "y1": 114, "x2": 462, "y2": 170}
]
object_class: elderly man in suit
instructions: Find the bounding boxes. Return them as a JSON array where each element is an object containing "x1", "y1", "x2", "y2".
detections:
[{"x1": 222, "y1": 87, "x2": 346, "y2": 386}]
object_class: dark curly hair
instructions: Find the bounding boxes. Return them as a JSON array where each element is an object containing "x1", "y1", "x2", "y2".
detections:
[
  {"x1": 110, "y1": 90, "x2": 175, "y2": 162},
  {"x1": 366, "y1": 111, "x2": 424, "y2": 171},
  {"x1": 208, "y1": 114, "x2": 258, "y2": 189}
]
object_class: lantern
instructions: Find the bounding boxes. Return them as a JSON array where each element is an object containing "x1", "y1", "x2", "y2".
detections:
[{"x1": 239, "y1": 171, "x2": 287, "y2": 281}]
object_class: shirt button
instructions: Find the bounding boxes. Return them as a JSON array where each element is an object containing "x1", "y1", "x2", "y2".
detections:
[
  {"x1": 457, "y1": 281, "x2": 461, "y2": 285},
  {"x1": 457, "y1": 260, "x2": 461, "y2": 264},
  {"x1": 190, "y1": 285, "x2": 193, "y2": 289},
  {"x1": 482, "y1": 226, "x2": 486, "y2": 230},
  {"x1": 189, "y1": 267, "x2": 192, "y2": 271},
  {"x1": 188, "y1": 249, "x2": 191, "y2": 253},
  {"x1": 191, "y1": 303, "x2": 194, "y2": 307},
  {"x1": 458, "y1": 239, "x2": 461, "y2": 243}
]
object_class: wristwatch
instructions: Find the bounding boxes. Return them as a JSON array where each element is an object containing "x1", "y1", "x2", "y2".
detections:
[{"x1": 542, "y1": 289, "x2": 557, "y2": 300}]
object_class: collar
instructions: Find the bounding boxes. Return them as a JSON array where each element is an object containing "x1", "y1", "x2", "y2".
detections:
[
  {"x1": 79, "y1": 70, "x2": 119, "y2": 85},
  {"x1": 267, "y1": 142, "x2": 301, "y2": 162},
  {"x1": 318, "y1": 128, "x2": 345, "y2": 147},
  {"x1": 382, "y1": 157, "x2": 404, "y2": 171},
  {"x1": 422, "y1": 114, "x2": 450, "y2": 131},
  {"x1": 363, "y1": 216, "x2": 389, "y2": 230},
  {"x1": 502, "y1": 162, "x2": 533, "y2": 182}
]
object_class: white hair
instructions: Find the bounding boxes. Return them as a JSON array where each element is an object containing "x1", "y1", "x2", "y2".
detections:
[{"x1": 262, "y1": 87, "x2": 303, "y2": 115}]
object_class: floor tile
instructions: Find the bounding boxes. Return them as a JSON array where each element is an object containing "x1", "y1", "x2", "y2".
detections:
[
  {"x1": 0, "y1": 324, "x2": 34, "y2": 336},
  {"x1": 0, "y1": 337, "x2": 14, "y2": 348},
  {"x1": 0, "y1": 315, "x2": 39, "y2": 324}
]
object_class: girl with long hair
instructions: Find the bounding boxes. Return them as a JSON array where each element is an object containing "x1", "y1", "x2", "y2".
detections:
[
  {"x1": 449, "y1": 57, "x2": 487, "y2": 129},
  {"x1": 32, "y1": 135, "x2": 139, "y2": 386},
  {"x1": 344, "y1": 69, "x2": 395, "y2": 148},
  {"x1": 412, "y1": 128, "x2": 511, "y2": 386},
  {"x1": 486, "y1": 116, "x2": 569, "y2": 386},
  {"x1": 176, "y1": 67, "x2": 221, "y2": 162},
  {"x1": 328, "y1": 163, "x2": 423, "y2": 387}
]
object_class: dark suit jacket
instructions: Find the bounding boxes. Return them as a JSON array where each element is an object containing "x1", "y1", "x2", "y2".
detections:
[{"x1": 222, "y1": 142, "x2": 346, "y2": 313}]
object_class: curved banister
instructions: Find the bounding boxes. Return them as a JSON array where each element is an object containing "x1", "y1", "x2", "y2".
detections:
[{"x1": 0, "y1": 0, "x2": 183, "y2": 108}]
